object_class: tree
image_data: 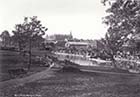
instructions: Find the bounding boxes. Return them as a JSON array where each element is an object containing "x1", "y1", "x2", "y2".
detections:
[
  {"x1": 12, "y1": 16, "x2": 48, "y2": 70},
  {"x1": 102, "y1": 0, "x2": 140, "y2": 60},
  {"x1": 12, "y1": 26, "x2": 27, "y2": 51},
  {"x1": 0, "y1": 30, "x2": 11, "y2": 47}
]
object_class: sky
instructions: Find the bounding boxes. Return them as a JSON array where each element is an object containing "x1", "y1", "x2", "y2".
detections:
[{"x1": 0, "y1": 0, "x2": 108, "y2": 39}]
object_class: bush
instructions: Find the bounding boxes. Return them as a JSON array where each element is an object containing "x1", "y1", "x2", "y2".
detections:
[
  {"x1": 0, "y1": 46, "x2": 17, "y2": 51},
  {"x1": 115, "y1": 60, "x2": 140, "y2": 73}
]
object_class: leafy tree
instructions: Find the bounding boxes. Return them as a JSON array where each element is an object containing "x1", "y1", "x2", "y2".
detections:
[
  {"x1": 12, "y1": 16, "x2": 48, "y2": 70},
  {"x1": 101, "y1": 0, "x2": 140, "y2": 60},
  {"x1": 0, "y1": 30, "x2": 11, "y2": 47},
  {"x1": 12, "y1": 25, "x2": 27, "y2": 51}
]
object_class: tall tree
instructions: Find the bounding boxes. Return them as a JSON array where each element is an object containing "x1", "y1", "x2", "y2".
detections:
[
  {"x1": 12, "y1": 25, "x2": 27, "y2": 51},
  {"x1": 12, "y1": 16, "x2": 48, "y2": 70},
  {"x1": 0, "y1": 30, "x2": 11, "y2": 47},
  {"x1": 102, "y1": 0, "x2": 140, "y2": 59}
]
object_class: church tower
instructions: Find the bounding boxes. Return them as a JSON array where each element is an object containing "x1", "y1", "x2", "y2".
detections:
[{"x1": 69, "y1": 31, "x2": 73, "y2": 39}]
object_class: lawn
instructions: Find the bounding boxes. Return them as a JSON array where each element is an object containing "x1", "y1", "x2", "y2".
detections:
[
  {"x1": 1, "y1": 50, "x2": 140, "y2": 97},
  {"x1": 0, "y1": 50, "x2": 50, "y2": 81},
  {"x1": 1, "y1": 70, "x2": 140, "y2": 97}
]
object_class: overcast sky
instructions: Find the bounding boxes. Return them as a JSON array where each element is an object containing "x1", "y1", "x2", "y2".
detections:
[{"x1": 0, "y1": 0, "x2": 108, "y2": 39}]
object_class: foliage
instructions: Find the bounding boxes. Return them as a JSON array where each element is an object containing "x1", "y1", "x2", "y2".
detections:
[
  {"x1": 12, "y1": 16, "x2": 48, "y2": 51},
  {"x1": 0, "y1": 30, "x2": 11, "y2": 47},
  {"x1": 12, "y1": 16, "x2": 48, "y2": 70},
  {"x1": 102, "y1": 0, "x2": 140, "y2": 58}
]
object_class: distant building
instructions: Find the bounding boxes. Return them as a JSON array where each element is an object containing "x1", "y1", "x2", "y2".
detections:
[
  {"x1": 46, "y1": 32, "x2": 73, "y2": 41},
  {"x1": 65, "y1": 41, "x2": 89, "y2": 49},
  {"x1": 45, "y1": 32, "x2": 73, "y2": 49},
  {"x1": 65, "y1": 40, "x2": 98, "y2": 50}
]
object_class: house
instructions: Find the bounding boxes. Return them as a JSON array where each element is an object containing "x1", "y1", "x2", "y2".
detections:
[
  {"x1": 65, "y1": 41, "x2": 90, "y2": 49},
  {"x1": 46, "y1": 32, "x2": 73, "y2": 42},
  {"x1": 65, "y1": 40, "x2": 98, "y2": 48},
  {"x1": 64, "y1": 40, "x2": 99, "y2": 56}
]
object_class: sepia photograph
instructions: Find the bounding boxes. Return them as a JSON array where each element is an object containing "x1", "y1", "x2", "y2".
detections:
[{"x1": 0, "y1": 0, "x2": 140, "y2": 97}]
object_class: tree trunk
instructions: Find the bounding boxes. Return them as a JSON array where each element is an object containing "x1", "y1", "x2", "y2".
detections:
[
  {"x1": 28, "y1": 38, "x2": 32, "y2": 70},
  {"x1": 112, "y1": 57, "x2": 117, "y2": 68},
  {"x1": 18, "y1": 42, "x2": 22, "y2": 54},
  {"x1": 107, "y1": 51, "x2": 117, "y2": 68}
]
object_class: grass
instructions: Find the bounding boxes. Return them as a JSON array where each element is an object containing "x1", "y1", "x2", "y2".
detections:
[
  {"x1": 1, "y1": 50, "x2": 140, "y2": 97},
  {"x1": 1, "y1": 70, "x2": 140, "y2": 97},
  {"x1": 0, "y1": 50, "x2": 50, "y2": 81}
]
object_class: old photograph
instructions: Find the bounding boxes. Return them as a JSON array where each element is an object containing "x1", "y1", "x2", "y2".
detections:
[{"x1": 0, "y1": 0, "x2": 140, "y2": 97}]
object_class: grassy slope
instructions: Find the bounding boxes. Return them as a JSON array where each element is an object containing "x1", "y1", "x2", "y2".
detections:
[{"x1": 1, "y1": 70, "x2": 140, "y2": 97}]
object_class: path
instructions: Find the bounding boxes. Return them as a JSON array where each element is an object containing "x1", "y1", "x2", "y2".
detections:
[{"x1": 0, "y1": 68, "x2": 55, "y2": 88}]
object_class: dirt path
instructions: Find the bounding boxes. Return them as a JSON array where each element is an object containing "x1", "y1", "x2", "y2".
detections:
[{"x1": 0, "y1": 68, "x2": 55, "y2": 88}]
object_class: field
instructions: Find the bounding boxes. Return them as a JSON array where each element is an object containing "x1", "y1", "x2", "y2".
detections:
[
  {"x1": 1, "y1": 70, "x2": 140, "y2": 97},
  {"x1": 0, "y1": 50, "x2": 49, "y2": 81}
]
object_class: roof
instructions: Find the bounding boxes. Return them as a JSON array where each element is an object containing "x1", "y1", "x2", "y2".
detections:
[{"x1": 66, "y1": 42, "x2": 89, "y2": 46}]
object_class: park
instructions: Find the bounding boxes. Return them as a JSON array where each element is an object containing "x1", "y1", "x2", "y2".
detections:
[{"x1": 1, "y1": 0, "x2": 140, "y2": 97}]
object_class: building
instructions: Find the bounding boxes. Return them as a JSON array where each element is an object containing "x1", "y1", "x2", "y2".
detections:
[
  {"x1": 64, "y1": 40, "x2": 98, "y2": 55},
  {"x1": 65, "y1": 40, "x2": 100, "y2": 50},
  {"x1": 46, "y1": 32, "x2": 73, "y2": 41},
  {"x1": 65, "y1": 41, "x2": 89, "y2": 49},
  {"x1": 45, "y1": 32, "x2": 73, "y2": 49}
]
